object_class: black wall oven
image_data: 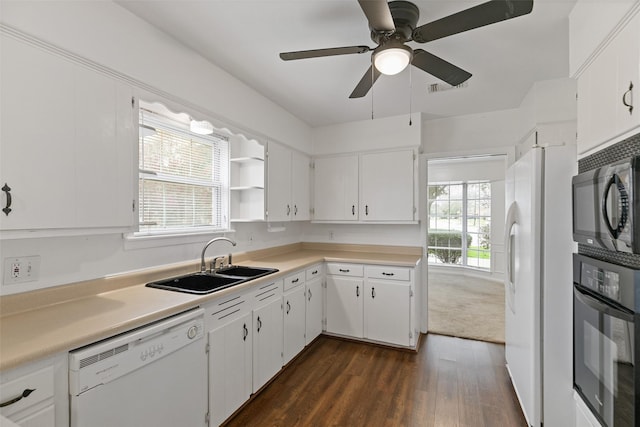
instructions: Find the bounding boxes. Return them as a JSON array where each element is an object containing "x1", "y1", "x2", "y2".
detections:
[{"x1": 573, "y1": 253, "x2": 639, "y2": 427}]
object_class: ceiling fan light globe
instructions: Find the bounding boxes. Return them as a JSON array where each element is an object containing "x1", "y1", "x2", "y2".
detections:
[{"x1": 374, "y1": 47, "x2": 412, "y2": 75}]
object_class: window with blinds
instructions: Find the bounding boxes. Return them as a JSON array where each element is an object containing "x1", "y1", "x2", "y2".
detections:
[{"x1": 138, "y1": 106, "x2": 229, "y2": 234}]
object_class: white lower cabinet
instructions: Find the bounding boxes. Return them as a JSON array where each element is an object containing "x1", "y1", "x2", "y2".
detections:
[
  {"x1": 305, "y1": 265, "x2": 324, "y2": 345},
  {"x1": 326, "y1": 274, "x2": 364, "y2": 338},
  {"x1": 205, "y1": 292, "x2": 252, "y2": 427},
  {"x1": 282, "y1": 272, "x2": 306, "y2": 365},
  {"x1": 325, "y1": 263, "x2": 416, "y2": 348},
  {"x1": 0, "y1": 355, "x2": 67, "y2": 427},
  {"x1": 252, "y1": 281, "x2": 284, "y2": 393}
]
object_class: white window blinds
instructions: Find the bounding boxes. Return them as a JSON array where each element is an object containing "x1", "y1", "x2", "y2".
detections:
[{"x1": 138, "y1": 108, "x2": 229, "y2": 234}]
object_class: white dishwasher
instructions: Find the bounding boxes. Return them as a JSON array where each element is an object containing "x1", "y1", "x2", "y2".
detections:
[{"x1": 69, "y1": 308, "x2": 207, "y2": 427}]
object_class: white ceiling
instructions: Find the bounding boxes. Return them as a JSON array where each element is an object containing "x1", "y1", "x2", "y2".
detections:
[{"x1": 117, "y1": 0, "x2": 576, "y2": 127}]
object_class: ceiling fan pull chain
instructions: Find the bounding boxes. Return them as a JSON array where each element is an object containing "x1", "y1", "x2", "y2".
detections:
[
  {"x1": 371, "y1": 59, "x2": 375, "y2": 120},
  {"x1": 409, "y1": 61, "x2": 412, "y2": 126}
]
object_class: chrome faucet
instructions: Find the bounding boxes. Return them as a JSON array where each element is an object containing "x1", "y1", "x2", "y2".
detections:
[{"x1": 200, "y1": 237, "x2": 236, "y2": 273}]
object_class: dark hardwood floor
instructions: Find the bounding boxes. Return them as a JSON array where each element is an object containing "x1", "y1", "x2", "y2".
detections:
[{"x1": 225, "y1": 334, "x2": 527, "y2": 427}]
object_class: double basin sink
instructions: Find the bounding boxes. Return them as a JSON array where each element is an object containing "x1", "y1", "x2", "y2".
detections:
[{"x1": 145, "y1": 266, "x2": 279, "y2": 295}]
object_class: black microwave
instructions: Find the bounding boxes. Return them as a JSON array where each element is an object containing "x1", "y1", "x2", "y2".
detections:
[{"x1": 572, "y1": 156, "x2": 640, "y2": 254}]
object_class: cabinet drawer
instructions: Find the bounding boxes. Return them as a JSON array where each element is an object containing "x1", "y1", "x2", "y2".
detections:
[
  {"x1": 0, "y1": 366, "x2": 54, "y2": 419},
  {"x1": 305, "y1": 265, "x2": 323, "y2": 280},
  {"x1": 283, "y1": 271, "x2": 305, "y2": 292},
  {"x1": 251, "y1": 280, "x2": 283, "y2": 307},
  {"x1": 326, "y1": 263, "x2": 363, "y2": 277},
  {"x1": 366, "y1": 266, "x2": 411, "y2": 281},
  {"x1": 205, "y1": 291, "x2": 251, "y2": 330}
]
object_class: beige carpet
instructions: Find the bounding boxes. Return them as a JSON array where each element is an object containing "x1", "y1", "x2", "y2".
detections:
[{"x1": 428, "y1": 270, "x2": 505, "y2": 343}]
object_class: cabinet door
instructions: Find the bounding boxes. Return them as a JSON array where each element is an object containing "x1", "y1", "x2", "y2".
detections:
[
  {"x1": 313, "y1": 156, "x2": 359, "y2": 221},
  {"x1": 360, "y1": 150, "x2": 414, "y2": 221},
  {"x1": 364, "y1": 279, "x2": 411, "y2": 346},
  {"x1": 252, "y1": 299, "x2": 283, "y2": 393},
  {"x1": 208, "y1": 313, "x2": 252, "y2": 427},
  {"x1": 0, "y1": 35, "x2": 135, "y2": 232},
  {"x1": 291, "y1": 151, "x2": 310, "y2": 221},
  {"x1": 0, "y1": 36, "x2": 77, "y2": 230},
  {"x1": 12, "y1": 405, "x2": 55, "y2": 427},
  {"x1": 615, "y1": 13, "x2": 640, "y2": 135},
  {"x1": 283, "y1": 285, "x2": 306, "y2": 365},
  {"x1": 326, "y1": 275, "x2": 363, "y2": 338},
  {"x1": 266, "y1": 142, "x2": 292, "y2": 222},
  {"x1": 305, "y1": 276, "x2": 323, "y2": 345},
  {"x1": 75, "y1": 71, "x2": 135, "y2": 228}
]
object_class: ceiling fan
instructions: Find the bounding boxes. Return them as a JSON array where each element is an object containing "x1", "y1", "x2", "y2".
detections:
[{"x1": 280, "y1": 0, "x2": 534, "y2": 98}]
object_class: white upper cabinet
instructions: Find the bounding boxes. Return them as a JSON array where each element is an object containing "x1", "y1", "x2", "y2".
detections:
[
  {"x1": 291, "y1": 151, "x2": 310, "y2": 221},
  {"x1": 576, "y1": 12, "x2": 640, "y2": 155},
  {"x1": 312, "y1": 149, "x2": 416, "y2": 223},
  {"x1": 266, "y1": 142, "x2": 310, "y2": 222},
  {"x1": 313, "y1": 155, "x2": 359, "y2": 221},
  {"x1": 0, "y1": 35, "x2": 135, "y2": 234},
  {"x1": 266, "y1": 142, "x2": 292, "y2": 222},
  {"x1": 360, "y1": 150, "x2": 415, "y2": 221}
]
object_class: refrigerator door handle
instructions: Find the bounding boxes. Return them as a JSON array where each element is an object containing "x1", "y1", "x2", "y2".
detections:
[{"x1": 505, "y1": 202, "x2": 518, "y2": 313}]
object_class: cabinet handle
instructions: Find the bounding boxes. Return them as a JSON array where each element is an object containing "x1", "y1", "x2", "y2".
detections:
[
  {"x1": 311, "y1": 270, "x2": 318, "y2": 275},
  {"x1": 2, "y1": 183, "x2": 12, "y2": 216},
  {"x1": 372, "y1": 287, "x2": 376, "y2": 299},
  {"x1": 365, "y1": 205, "x2": 369, "y2": 216},
  {"x1": 382, "y1": 272, "x2": 394, "y2": 276},
  {"x1": 308, "y1": 289, "x2": 312, "y2": 301},
  {"x1": 356, "y1": 285, "x2": 360, "y2": 297},
  {"x1": 0, "y1": 388, "x2": 35, "y2": 408},
  {"x1": 352, "y1": 205, "x2": 355, "y2": 216},
  {"x1": 339, "y1": 269, "x2": 350, "y2": 273},
  {"x1": 257, "y1": 316, "x2": 262, "y2": 333},
  {"x1": 243, "y1": 323, "x2": 248, "y2": 341},
  {"x1": 622, "y1": 81, "x2": 634, "y2": 114},
  {"x1": 294, "y1": 205, "x2": 298, "y2": 215},
  {"x1": 287, "y1": 204, "x2": 291, "y2": 216},
  {"x1": 286, "y1": 301, "x2": 291, "y2": 314},
  {"x1": 291, "y1": 278, "x2": 299, "y2": 284}
]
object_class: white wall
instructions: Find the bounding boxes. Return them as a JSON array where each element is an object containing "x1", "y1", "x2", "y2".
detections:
[
  {"x1": 312, "y1": 113, "x2": 421, "y2": 155},
  {"x1": 0, "y1": 1, "x2": 312, "y2": 295}
]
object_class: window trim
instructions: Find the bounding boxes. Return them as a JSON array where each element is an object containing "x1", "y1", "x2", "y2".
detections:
[
  {"x1": 427, "y1": 181, "x2": 492, "y2": 270},
  {"x1": 135, "y1": 103, "x2": 230, "y2": 236}
]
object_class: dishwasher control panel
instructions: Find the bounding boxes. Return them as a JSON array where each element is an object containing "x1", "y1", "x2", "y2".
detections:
[{"x1": 69, "y1": 309, "x2": 204, "y2": 396}]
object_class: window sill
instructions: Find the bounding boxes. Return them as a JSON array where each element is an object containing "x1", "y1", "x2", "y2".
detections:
[{"x1": 124, "y1": 229, "x2": 236, "y2": 250}]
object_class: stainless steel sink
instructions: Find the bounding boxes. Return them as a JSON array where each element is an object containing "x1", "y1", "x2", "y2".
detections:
[
  {"x1": 145, "y1": 266, "x2": 278, "y2": 294},
  {"x1": 215, "y1": 266, "x2": 279, "y2": 279},
  {"x1": 146, "y1": 273, "x2": 245, "y2": 295}
]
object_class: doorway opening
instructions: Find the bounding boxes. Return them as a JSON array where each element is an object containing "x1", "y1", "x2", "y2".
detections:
[{"x1": 426, "y1": 155, "x2": 506, "y2": 343}]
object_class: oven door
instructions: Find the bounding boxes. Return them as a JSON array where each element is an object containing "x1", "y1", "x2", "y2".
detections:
[{"x1": 574, "y1": 284, "x2": 635, "y2": 427}]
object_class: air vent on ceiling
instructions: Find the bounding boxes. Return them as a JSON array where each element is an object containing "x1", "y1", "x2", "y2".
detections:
[{"x1": 428, "y1": 81, "x2": 468, "y2": 94}]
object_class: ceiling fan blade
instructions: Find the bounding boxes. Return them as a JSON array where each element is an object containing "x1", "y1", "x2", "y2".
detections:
[
  {"x1": 412, "y1": 0, "x2": 534, "y2": 43},
  {"x1": 357, "y1": 0, "x2": 395, "y2": 32},
  {"x1": 412, "y1": 49, "x2": 472, "y2": 86},
  {"x1": 349, "y1": 65, "x2": 382, "y2": 98},
  {"x1": 280, "y1": 46, "x2": 371, "y2": 61}
]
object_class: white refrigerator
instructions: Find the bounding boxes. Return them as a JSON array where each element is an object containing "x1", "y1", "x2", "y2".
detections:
[{"x1": 504, "y1": 139, "x2": 576, "y2": 427}]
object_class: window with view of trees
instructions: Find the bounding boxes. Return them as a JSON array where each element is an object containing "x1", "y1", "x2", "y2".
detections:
[
  {"x1": 428, "y1": 181, "x2": 491, "y2": 269},
  {"x1": 137, "y1": 105, "x2": 229, "y2": 235}
]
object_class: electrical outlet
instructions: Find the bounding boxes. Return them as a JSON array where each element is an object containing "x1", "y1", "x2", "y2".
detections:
[{"x1": 3, "y1": 256, "x2": 40, "y2": 285}]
